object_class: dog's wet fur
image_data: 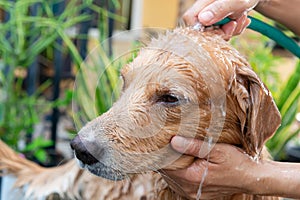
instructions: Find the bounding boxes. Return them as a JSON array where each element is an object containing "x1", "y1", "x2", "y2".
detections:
[{"x1": 71, "y1": 27, "x2": 281, "y2": 200}]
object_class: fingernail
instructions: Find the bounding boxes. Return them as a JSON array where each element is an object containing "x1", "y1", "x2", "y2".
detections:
[
  {"x1": 171, "y1": 136, "x2": 187, "y2": 152},
  {"x1": 199, "y1": 11, "x2": 214, "y2": 23},
  {"x1": 245, "y1": 18, "x2": 251, "y2": 27}
]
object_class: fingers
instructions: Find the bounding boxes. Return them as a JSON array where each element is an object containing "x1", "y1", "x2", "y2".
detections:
[
  {"x1": 183, "y1": 0, "x2": 215, "y2": 25},
  {"x1": 197, "y1": 0, "x2": 258, "y2": 25},
  {"x1": 221, "y1": 20, "x2": 238, "y2": 41},
  {"x1": 198, "y1": 0, "x2": 232, "y2": 25},
  {"x1": 233, "y1": 14, "x2": 251, "y2": 35},
  {"x1": 164, "y1": 159, "x2": 209, "y2": 183},
  {"x1": 163, "y1": 159, "x2": 230, "y2": 199},
  {"x1": 183, "y1": 0, "x2": 258, "y2": 26},
  {"x1": 171, "y1": 136, "x2": 213, "y2": 158},
  {"x1": 171, "y1": 136, "x2": 201, "y2": 156},
  {"x1": 221, "y1": 13, "x2": 251, "y2": 40},
  {"x1": 233, "y1": 16, "x2": 251, "y2": 35},
  {"x1": 171, "y1": 136, "x2": 243, "y2": 163}
]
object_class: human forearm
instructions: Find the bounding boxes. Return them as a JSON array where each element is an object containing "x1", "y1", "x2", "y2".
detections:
[
  {"x1": 168, "y1": 137, "x2": 300, "y2": 199},
  {"x1": 255, "y1": 0, "x2": 300, "y2": 35},
  {"x1": 247, "y1": 160, "x2": 300, "y2": 198}
]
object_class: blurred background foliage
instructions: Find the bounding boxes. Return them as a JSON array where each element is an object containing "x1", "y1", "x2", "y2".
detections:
[
  {"x1": 0, "y1": 0, "x2": 92, "y2": 162},
  {"x1": 0, "y1": 0, "x2": 124, "y2": 164}
]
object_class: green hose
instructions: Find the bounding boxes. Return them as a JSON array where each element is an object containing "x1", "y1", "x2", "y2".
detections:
[{"x1": 215, "y1": 16, "x2": 300, "y2": 58}]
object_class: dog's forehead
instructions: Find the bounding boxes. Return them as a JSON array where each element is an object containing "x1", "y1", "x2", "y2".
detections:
[{"x1": 121, "y1": 28, "x2": 247, "y2": 92}]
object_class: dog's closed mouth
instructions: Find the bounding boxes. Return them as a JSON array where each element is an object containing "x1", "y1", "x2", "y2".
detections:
[{"x1": 77, "y1": 158, "x2": 127, "y2": 181}]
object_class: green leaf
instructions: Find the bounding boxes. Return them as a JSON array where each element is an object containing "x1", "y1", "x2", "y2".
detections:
[
  {"x1": 34, "y1": 149, "x2": 48, "y2": 163},
  {"x1": 276, "y1": 61, "x2": 300, "y2": 109},
  {"x1": 23, "y1": 137, "x2": 53, "y2": 152}
]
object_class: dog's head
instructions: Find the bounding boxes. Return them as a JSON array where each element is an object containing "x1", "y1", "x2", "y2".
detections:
[{"x1": 70, "y1": 28, "x2": 281, "y2": 180}]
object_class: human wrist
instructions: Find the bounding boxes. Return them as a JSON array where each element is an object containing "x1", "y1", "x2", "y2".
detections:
[
  {"x1": 236, "y1": 155, "x2": 300, "y2": 198},
  {"x1": 242, "y1": 159, "x2": 276, "y2": 196},
  {"x1": 254, "y1": 0, "x2": 284, "y2": 22},
  {"x1": 245, "y1": 160, "x2": 296, "y2": 197},
  {"x1": 254, "y1": 0, "x2": 273, "y2": 11}
]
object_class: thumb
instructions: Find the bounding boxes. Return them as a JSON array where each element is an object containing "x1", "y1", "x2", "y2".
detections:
[{"x1": 171, "y1": 136, "x2": 212, "y2": 158}]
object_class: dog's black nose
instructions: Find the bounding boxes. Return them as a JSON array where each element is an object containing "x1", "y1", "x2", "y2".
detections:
[{"x1": 70, "y1": 136, "x2": 99, "y2": 165}]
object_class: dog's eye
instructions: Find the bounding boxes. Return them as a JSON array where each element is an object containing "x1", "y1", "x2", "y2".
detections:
[{"x1": 157, "y1": 94, "x2": 179, "y2": 105}]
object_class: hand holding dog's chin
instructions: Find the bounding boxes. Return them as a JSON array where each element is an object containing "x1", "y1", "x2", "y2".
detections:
[{"x1": 163, "y1": 136, "x2": 260, "y2": 199}]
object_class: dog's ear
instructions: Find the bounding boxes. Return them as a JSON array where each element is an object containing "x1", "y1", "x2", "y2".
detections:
[{"x1": 232, "y1": 65, "x2": 281, "y2": 157}]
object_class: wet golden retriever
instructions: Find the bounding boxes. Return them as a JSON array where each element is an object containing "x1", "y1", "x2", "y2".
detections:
[
  {"x1": 70, "y1": 27, "x2": 280, "y2": 199},
  {"x1": 1, "y1": 27, "x2": 281, "y2": 200}
]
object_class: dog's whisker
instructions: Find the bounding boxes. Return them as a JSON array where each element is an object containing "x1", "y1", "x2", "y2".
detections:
[{"x1": 56, "y1": 158, "x2": 69, "y2": 167}]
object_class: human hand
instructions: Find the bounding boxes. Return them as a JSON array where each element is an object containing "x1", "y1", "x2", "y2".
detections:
[
  {"x1": 183, "y1": 0, "x2": 260, "y2": 39},
  {"x1": 162, "y1": 136, "x2": 258, "y2": 199}
]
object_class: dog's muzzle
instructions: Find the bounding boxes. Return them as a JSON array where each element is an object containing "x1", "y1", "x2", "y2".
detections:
[{"x1": 70, "y1": 135, "x2": 126, "y2": 181}]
